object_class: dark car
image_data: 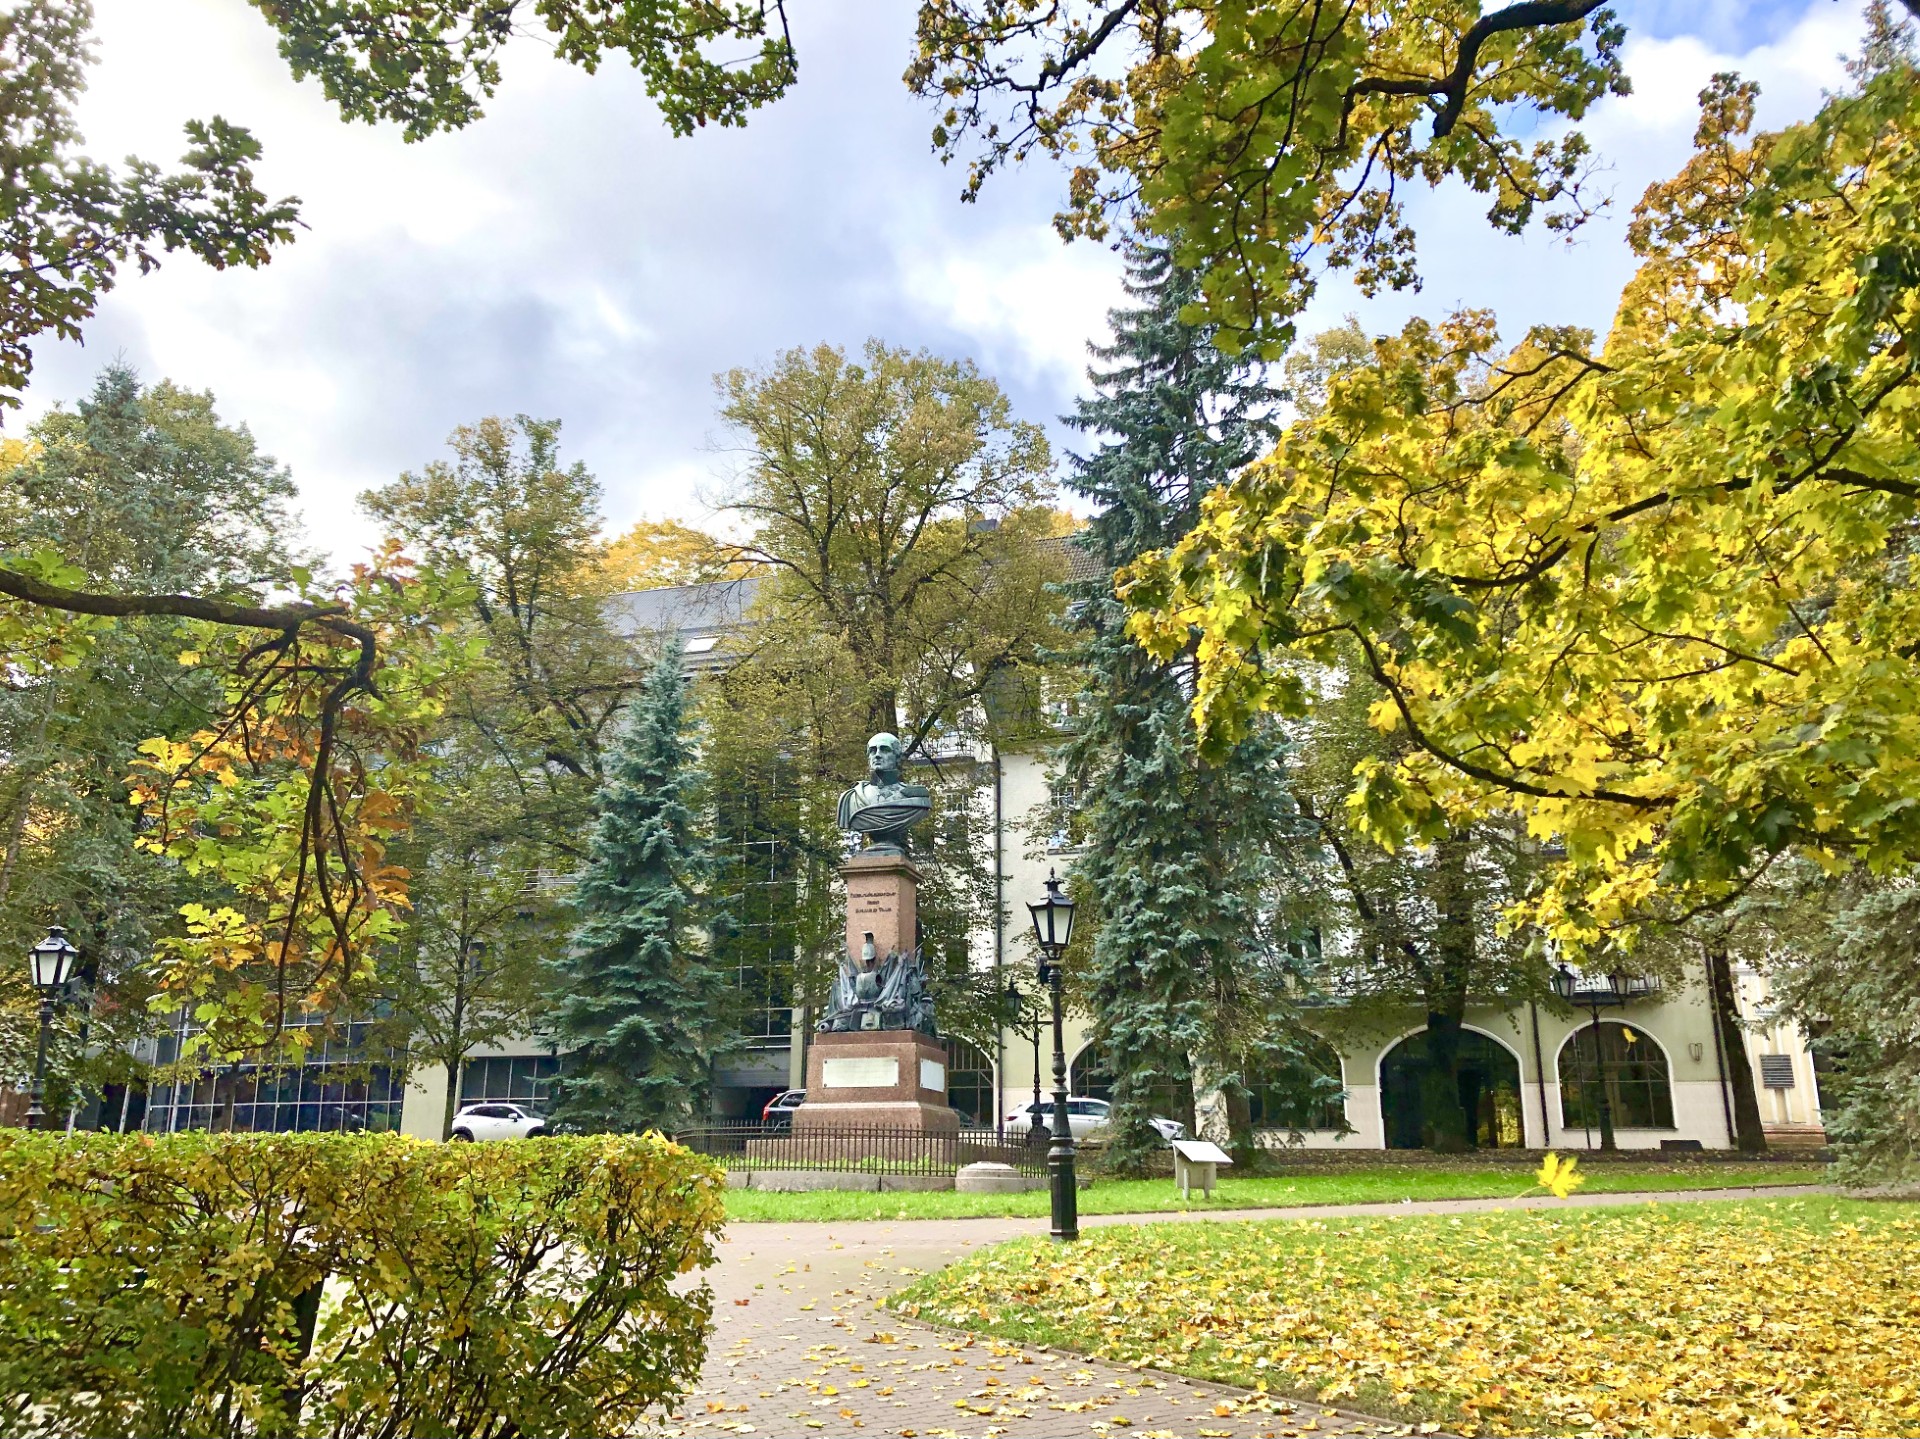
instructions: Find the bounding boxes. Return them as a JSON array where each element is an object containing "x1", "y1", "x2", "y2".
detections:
[{"x1": 762, "y1": 1088, "x2": 805, "y2": 1130}]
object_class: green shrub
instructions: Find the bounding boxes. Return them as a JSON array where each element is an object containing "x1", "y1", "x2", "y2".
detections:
[{"x1": 0, "y1": 1131, "x2": 725, "y2": 1438}]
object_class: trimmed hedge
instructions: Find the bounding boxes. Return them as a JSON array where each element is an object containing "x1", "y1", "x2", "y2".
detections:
[{"x1": 0, "y1": 1131, "x2": 726, "y2": 1438}]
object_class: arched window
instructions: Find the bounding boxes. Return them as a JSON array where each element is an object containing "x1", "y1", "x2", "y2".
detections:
[
  {"x1": 1069, "y1": 1044, "x2": 1116, "y2": 1102},
  {"x1": 1379, "y1": 1028, "x2": 1525, "y2": 1149},
  {"x1": 1559, "y1": 1022, "x2": 1674, "y2": 1129},
  {"x1": 944, "y1": 1036, "x2": 995, "y2": 1128},
  {"x1": 1247, "y1": 1036, "x2": 1347, "y2": 1131}
]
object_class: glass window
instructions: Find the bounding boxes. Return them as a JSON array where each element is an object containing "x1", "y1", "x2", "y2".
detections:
[
  {"x1": 944, "y1": 1037, "x2": 994, "y2": 1127},
  {"x1": 1248, "y1": 1036, "x2": 1348, "y2": 1132},
  {"x1": 1559, "y1": 1021, "x2": 1675, "y2": 1130},
  {"x1": 461, "y1": 1056, "x2": 561, "y2": 1107}
]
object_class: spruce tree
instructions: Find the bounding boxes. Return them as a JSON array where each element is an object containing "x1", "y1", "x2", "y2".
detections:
[
  {"x1": 550, "y1": 642, "x2": 733, "y2": 1132},
  {"x1": 1062, "y1": 242, "x2": 1321, "y2": 1168}
]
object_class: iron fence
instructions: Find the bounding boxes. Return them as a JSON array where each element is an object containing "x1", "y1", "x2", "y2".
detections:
[{"x1": 673, "y1": 1121, "x2": 1049, "y2": 1177}]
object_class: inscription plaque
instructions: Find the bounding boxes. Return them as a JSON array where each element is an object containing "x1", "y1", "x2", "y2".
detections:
[
  {"x1": 919, "y1": 1058, "x2": 946, "y2": 1094},
  {"x1": 820, "y1": 1056, "x2": 900, "y2": 1089}
]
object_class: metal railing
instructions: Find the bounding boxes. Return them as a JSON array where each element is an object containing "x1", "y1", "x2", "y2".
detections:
[{"x1": 673, "y1": 1121, "x2": 1049, "y2": 1176}]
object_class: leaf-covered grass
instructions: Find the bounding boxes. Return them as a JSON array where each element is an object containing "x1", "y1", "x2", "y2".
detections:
[
  {"x1": 890, "y1": 1198, "x2": 1920, "y2": 1438},
  {"x1": 722, "y1": 1162, "x2": 1823, "y2": 1223}
]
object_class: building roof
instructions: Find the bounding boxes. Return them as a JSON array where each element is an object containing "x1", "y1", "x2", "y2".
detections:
[
  {"x1": 1047, "y1": 532, "x2": 1108, "y2": 585},
  {"x1": 605, "y1": 532, "x2": 1100, "y2": 674},
  {"x1": 607, "y1": 575, "x2": 765, "y2": 669}
]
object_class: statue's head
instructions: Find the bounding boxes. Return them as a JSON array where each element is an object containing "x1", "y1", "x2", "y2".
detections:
[{"x1": 866, "y1": 732, "x2": 903, "y2": 779}]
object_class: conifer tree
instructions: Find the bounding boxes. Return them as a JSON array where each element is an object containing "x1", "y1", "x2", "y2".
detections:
[
  {"x1": 1061, "y1": 243, "x2": 1322, "y2": 1168},
  {"x1": 550, "y1": 642, "x2": 733, "y2": 1132}
]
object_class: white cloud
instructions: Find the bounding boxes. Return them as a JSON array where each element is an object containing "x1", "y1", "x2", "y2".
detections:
[
  {"x1": 898, "y1": 227, "x2": 1124, "y2": 394},
  {"x1": 14, "y1": 0, "x2": 1878, "y2": 563}
]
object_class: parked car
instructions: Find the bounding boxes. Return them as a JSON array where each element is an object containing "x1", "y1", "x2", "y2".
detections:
[
  {"x1": 1003, "y1": 1097, "x2": 1185, "y2": 1143},
  {"x1": 762, "y1": 1088, "x2": 806, "y2": 1129},
  {"x1": 449, "y1": 1102, "x2": 548, "y2": 1141}
]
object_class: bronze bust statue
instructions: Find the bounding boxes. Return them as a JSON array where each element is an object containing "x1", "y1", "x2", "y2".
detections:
[{"x1": 836, "y1": 732, "x2": 931, "y2": 857}]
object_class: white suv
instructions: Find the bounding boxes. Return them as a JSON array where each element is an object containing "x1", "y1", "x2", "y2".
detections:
[
  {"x1": 449, "y1": 1102, "x2": 549, "y2": 1141},
  {"x1": 1004, "y1": 1097, "x2": 1186, "y2": 1142}
]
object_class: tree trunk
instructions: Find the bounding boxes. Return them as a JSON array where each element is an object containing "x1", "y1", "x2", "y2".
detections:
[
  {"x1": 1422, "y1": 1009, "x2": 1473, "y2": 1151},
  {"x1": 442, "y1": 1061, "x2": 463, "y2": 1140},
  {"x1": 1222, "y1": 1083, "x2": 1255, "y2": 1165},
  {"x1": 1706, "y1": 947, "x2": 1769, "y2": 1153},
  {"x1": 1423, "y1": 835, "x2": 1478, "y2": 1152}
]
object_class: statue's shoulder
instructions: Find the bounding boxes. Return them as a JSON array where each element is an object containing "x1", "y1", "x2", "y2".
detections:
[
  {"x1": 899, "y1": 781, "x2": 932, "y2": 799},
  {"x1": 836, "y1": 783, "x2": 862, "y2": 825}
]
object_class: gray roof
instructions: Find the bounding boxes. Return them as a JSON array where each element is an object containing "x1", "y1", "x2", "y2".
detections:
[
  {"x1": 1046, "y1": 532, "x2": 1107, "y2": 585},
  {"x1": 606, "y1": 576, "x2": 766, "y2": 669}
]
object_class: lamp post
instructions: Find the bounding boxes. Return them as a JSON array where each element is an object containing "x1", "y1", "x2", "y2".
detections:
[
  {"x1": 1004, "y1": 981, "x2": 1044, "y2": 1147},
  {"x1": 25, "y1": 925, "x2": 79, "y2": 1131},
  {"x1": 1555, "y1": 961, "x2": 1628, "y2": 1153},
  {"x1": 1026, "y1": 870, "x2": 1077, "y2": 1242}
]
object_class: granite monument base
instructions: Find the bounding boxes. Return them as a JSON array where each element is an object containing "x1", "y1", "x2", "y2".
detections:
[{"x1": 795, "y1": 1029, "x2": 960, "y2": 1134}]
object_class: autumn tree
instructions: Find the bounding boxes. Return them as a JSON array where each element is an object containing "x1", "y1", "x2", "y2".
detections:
[
  {"x1": 126, "y1": 553, "x2": 459, "y2": 1095},
  {"x1": 362, "y1": 414, "x2": 640, "y2": 787},
  {"x1": 718, "y1": 340, "x2": 1061, "y2": 746},
  {"x1": 1281, "y1": 656, "x2": 1557, "y2": 1151},
  {"x1": 706, "y1": 341, "x2": 1066, "y2": 1042},
  {"x1": 375, "y1": 744, "x2": 567, "y2": 1139},
  {"x1": 602, "y1": 518, "x2": 755, "y2": 592},
  {"x1": 1127, "y1": 45, "x2": 1920, "y2": 946},
  {"x1": 909, "y1": 0, "x2": 1631, "y2": 353},
  {"x1": 361, "y1": 416, "x2": 647, "y2": 1111},
  {"x1": 0, "y1": 365, "x2": 308, "y2": 1104},
  {"x1": 0, "y1": 1, "x2": 299, "y2": 408}
]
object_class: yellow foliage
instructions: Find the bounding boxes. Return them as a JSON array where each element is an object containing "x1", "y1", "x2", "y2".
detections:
[
  {"x1": 601, "y1": 518, "x2": 753, "y2": 590},
  {"x1": 897, "y1": 1203, "x2": 1920, "y2": 1438},
  {"x1": 1125, "y1": 65, "x2": 1920, "y2": 941},
  {"x1": 1533, "y1": 1152, "x2": 1585, "y2": 1200},
  {"x1": 0, "y1": 1130, "x2": 726, "y2": 1437}
]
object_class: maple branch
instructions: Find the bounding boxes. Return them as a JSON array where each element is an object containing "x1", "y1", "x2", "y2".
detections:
[
  {"x1": 2, "y1": 563, "x2": 384, "y2": 1053},
  {"x1": 1346, "y1": 625, "x2": 1665, "y2": 810},
  {"x1": 0, "y1": 565, "x2": 374, "y2": 651},
  {"x1": 1344, "y1": 0, "x2": 1610, "y2": 139}
]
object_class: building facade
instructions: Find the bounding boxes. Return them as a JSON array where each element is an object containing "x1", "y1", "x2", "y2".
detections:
[{"x1": 392, "y1": 574, "x2": 1826, "y2": 1151}]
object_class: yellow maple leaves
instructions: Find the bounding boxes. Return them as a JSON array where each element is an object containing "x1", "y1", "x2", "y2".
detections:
[
  {"x1": 1122, "y1": 60, "x2": 1920, "y2": 945},
  {"x1": 896, "y1": 1202, "x2": 1920, "y2": 1438},
  {"x1": 1533, "y1": 1153, "x2": 1586, "y2": 1201}
]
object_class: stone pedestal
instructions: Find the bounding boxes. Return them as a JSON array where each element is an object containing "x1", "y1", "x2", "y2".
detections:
[
  {"x1": 797, "y1": 1029, "x2": 959, "y2": 1133},
  {"x1": 842, "y1": 852, "x2": 919, "y2": 960}
]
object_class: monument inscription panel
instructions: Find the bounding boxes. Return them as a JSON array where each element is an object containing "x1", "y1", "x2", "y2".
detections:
[{"x1": 821, "y1": 1056, "x2": 901, "y2": 1090}]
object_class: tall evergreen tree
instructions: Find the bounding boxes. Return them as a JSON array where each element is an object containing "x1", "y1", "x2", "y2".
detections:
[
  {"x1": 1061, "y1": 243, "x2": 1321, "y2": 1168},
  {"x1": 550, "y1": 642, "x2": 733, "y2": 1132}
]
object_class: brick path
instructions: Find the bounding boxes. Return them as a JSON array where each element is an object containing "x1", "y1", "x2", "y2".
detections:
[{"x1": 646, "y1": 1186, "x2": 1825, "y2": 1439}]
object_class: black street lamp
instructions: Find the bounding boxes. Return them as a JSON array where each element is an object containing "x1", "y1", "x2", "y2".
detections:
[
  {"x1": 25, "y1": 925, "x2": 79, "y2": 1132},
  {"x1": 1005, "y1": 980, "x2": 1043, "y2": 1147},
  {"x1": 1026, "y1": 869, "x2": 1078, "y2": 1242},
  {"x1": 1554, "y1": 961, "x2": 1630, "y2": 1153}
]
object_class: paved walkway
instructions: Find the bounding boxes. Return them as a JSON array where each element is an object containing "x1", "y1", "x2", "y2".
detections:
[{"x1": 647, "y1": 1185, "x2": 1823, "y2": 1439}]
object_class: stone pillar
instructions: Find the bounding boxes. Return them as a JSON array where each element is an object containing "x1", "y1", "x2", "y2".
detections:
[
  {"x1": 792, "y1": 851, "x2": 959, "y2": 1134},
  {"x1": 843, "y1": 852, "x2": 919, "y2": 961}
]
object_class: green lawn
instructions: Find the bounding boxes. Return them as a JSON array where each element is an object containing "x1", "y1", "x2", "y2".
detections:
[
  {"x1": 721, "y1": 1160, "x2": 1825, "y2": 1222},
  {"x1": 889, "y1": 1196, "x2": 1920, "y2": 1438}
]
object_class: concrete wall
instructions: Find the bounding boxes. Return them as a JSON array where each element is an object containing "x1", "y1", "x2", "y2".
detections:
[{"x1": 1265, "y1": 980, "x2": 1741, "y2": 1152}]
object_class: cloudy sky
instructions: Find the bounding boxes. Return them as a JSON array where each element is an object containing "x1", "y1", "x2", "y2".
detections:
[{"x1": 20, "y1": 0, "x2": 1871, "y2": 563}]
